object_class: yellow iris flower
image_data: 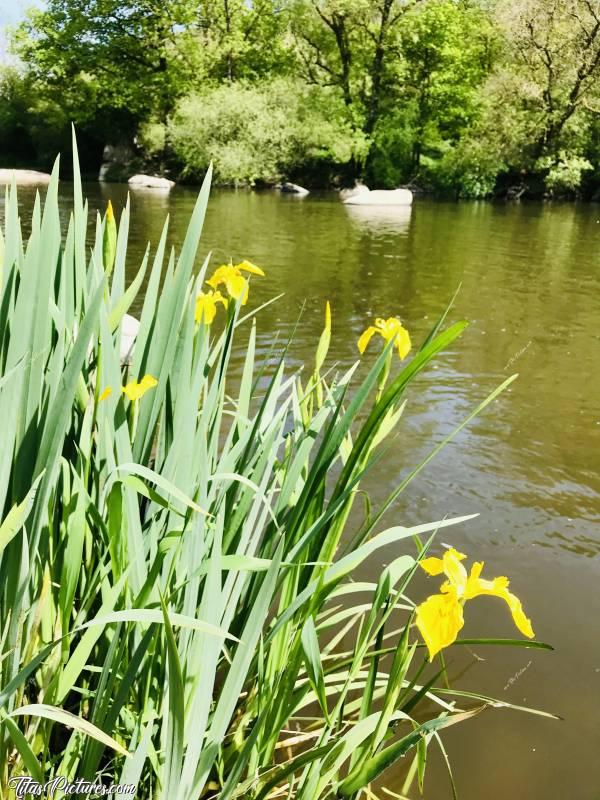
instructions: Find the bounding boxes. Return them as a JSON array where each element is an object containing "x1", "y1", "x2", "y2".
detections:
[
  {"x1": 98, "y1": 386, "x2": 112, "y2": 402},
  {"x1": 207, "y1": 260, "x2": 265, "y2": 305},
  {"x1": 195, "y1": 289, "x2": 227, "y2": 324},
  {"x1": 122, "y1": 374, "x2": 158, "y2": 402},
  {"x1": 416, "y1": 547, "x2": 535, "y2": 660},
  {"x1": 357, "y1": 317, "x2": 411, "y2": 360},
  {"x1": 236, "y1": 260, "x2": 265, "y2": 276}
]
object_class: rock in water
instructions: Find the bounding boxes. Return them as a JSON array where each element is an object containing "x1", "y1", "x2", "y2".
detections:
[
  {"x1": 128, "y1": 174, "x2": 175, "y2": 190},
  {"x1": 120, "y1": 313, "x2": 140, "y2": 363},
  {"x1": 280, "y1": 182, "x2": 309, "y2": 195},
  {"x1": 99, "y1": 143, "x2": 135, "y2": 183},
  {"x1": 0, "y1": 169, "x2": 52, "y2": 186},
  {"x1": 339, "y1": 183, "x2": 370, "y2": 201},
  {"x1": 342, "y1": 187, "x2": 413, "y2": 206}
]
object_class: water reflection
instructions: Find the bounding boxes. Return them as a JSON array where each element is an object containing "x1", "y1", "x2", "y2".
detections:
[{"x1": 344, "y1": 202, "x2": 412, "y2": 234}]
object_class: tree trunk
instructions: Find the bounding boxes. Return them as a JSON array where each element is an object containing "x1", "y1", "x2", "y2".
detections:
[
  {"x1": 365, "y1": 0, "x2": 394, "y2": 135},
  {"x1": 331, "y1": 13, "x2": 353, "y2": 107}
]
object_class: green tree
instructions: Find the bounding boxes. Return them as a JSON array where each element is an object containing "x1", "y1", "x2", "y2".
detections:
[
  {"x1": 194, "y1": 0, "x2": 294, "y2": 81},
  {"x1": 5, "y1": 0, "x2": 600, "y2": 194},
  {"x1": 168, "y1": 78, "x2": 367, "y2": 184},
  {"x1": 445, "y1": 0, "x2": 600, "y2": 196},
  {"x1": 290, "y1": 0, "x2": 498, "y2": 184},
  {"x1": 0, "y1": 65, "x2": 74, "y2": 168},
  {"x1": 397, "y1": 0, "x2": 497, "y2": 171},
  {"x1": 290, "y1": 0, "x2": 424, "y2": 135},
  {"x1": 10, "y1": 0, "x2": 295, "y2": 166},
  {"x1": 14, "y1": 0, "x2": 197, "y2": 135},
  {"x1": 495, "y1": 0, "x2": 600, "y2": 160}
]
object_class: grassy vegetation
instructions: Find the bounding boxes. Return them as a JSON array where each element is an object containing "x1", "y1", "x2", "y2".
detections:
[{"x1": 0, "y1": 136, "x2": 553, "y2": 799}]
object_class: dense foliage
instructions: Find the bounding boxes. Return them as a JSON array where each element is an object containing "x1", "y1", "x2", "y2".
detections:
[
  {"x1": 2, "y1": 0, "x2": 600, "y2": 196},
  {"x1": 166, "y1": 79, "x2": 367, "y2": 185}
]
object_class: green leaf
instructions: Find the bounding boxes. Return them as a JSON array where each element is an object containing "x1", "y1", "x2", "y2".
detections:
[
  {"x1": 160, "y1": 595, "x2": 185, "y2": 799},
  {"x1": 103, "y1": 201, "x2": 118, "y2": 275},
  {"x1": 9, "y1": 704, "x2": 130, "y2": 757},
  {"x1": 108, "y1": 245, "x2": 149, "y2": 331},
  {"x1": 30, "y1": 278, "x2": 106, "y2": 551},
  {"x1": 120, "y1": 718, "x2": 155, "y2": 789},
  {"x1": 338, "y1": 707, "x2": 486, "y2": 795},
  {"x1": 110, "y1": 464, "x2": 210, "y2": 516},
  {"x1": 80, "y1": 609, "x2": 237, "y2": 641},
  {"x1": 300, "y1": 616, "x2": 330, "y2": 723},
  {"x1": 0, "y1": 711, "x2": 44, "y2": 783},
  {"x1": 0, "y1": 472, "x2": 44, "y2": 555}
]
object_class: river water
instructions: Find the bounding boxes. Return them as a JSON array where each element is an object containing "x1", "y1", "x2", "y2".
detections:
[{"x1": 10, "y1": 183, "x2": 600, "y2": 799}]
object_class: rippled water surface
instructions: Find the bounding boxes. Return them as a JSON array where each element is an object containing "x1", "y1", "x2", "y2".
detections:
[{"x1": 8, "y1": 182, "x2": 600, "y2": 799}]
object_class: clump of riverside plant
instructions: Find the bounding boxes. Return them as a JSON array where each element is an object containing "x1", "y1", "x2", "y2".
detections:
[{"x1": 0, "y1": 135, "x2": 554, "y2": 799}]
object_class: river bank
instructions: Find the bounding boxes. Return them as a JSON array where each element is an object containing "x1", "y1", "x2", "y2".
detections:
[{"x1": 4, "y1": 162, "x2": 600, "y2": 204}]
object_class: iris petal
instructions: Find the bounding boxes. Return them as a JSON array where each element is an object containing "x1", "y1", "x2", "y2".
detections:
[
  {"x1": 195, "y1": 291, "x2": 222, "y2": 324},
  {"x1": 357, "y1": 316, "x2": 412, "y2": 360},
  {"x1": 122, "y1": 374, "x2": 158, "y2": 401},
  {"x1": 465, "y1": 563, "x2": 535, "y2": 638},
  {"x1": 417, "y1": 552, "x2": 535, "y2": 658},
  {"x1": 357, "y1": 326, "x2": 377, "y2": 354},
  {"x1": 416, "y1": 589, "x2": 465, "y2": 661},
  {"x1": 236, "y1": 260, "x2": 265, "y2": 276},
  {"x1": 420, "y1": 556, "x2": 446, "y2": 576}
]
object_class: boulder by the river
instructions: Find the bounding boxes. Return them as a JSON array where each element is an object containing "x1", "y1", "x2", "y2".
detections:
[
  {"x1": 98, "y1": 143, "x2": 136, "y2": 183},
  {"x1": 279, "y1": 181, "x2": 309, "y2": 196},
  {"x1": 342, "y1": 186, "x2": 413, "y2": 206},
  {"x1": 0, "y1": 169, "x2": 52, "y2": 186},
  {"x1": 128, "y1": 174, "x2": 175, "y2": 190},
  {"x1": 99, "y1": 162, "x2": 130, "y2": 183},
  {"x1": 339, "y1": 183, "x2": 370, "y2": 201}
]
